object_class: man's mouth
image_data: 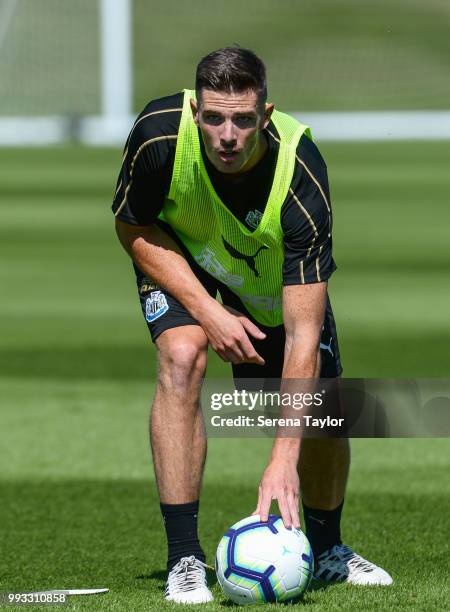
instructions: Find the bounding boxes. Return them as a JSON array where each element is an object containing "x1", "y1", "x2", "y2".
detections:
[{"x1": 218, "y1": 150, "x2": 239, "y2": 163}]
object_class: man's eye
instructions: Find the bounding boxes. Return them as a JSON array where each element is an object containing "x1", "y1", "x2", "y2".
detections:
[
  {"x1": 235, "y1": 116, "x2": 255, "y2": 127},
  {"x1": 204, "y1": 114, "x2": 222, "y2": 125}
]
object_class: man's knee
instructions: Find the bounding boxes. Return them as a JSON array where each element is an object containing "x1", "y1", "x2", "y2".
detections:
[{"x1": 156, "y1": 327, "x2": 208, "y2": 391}]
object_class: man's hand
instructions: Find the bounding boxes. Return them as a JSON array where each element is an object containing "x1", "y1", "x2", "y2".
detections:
[
  {"x1": 253, "y1": 459, "x2": 301, "y2": 529},
  {"x1": 198, "y1": 300, "x2": 266, "y2": 365}
]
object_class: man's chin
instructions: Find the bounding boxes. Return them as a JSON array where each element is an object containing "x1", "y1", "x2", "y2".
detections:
[
  {"x1": 218, "y1": 164, "x2": 241, "y2": 175},
  {"x1": 212, "y1": 155, "x2": 245, "y2": 174}
]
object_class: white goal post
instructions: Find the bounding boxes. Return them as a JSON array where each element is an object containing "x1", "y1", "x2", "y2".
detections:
[
  {"x1": 85, "y1": 0, "x2": 134, "y2": 144},
  {"x1": 0, "y1": 0, "x2": 134, "y2": 145}
]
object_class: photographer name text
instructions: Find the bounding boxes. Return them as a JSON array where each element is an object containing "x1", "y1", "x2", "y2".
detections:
[{"x1": 210, "y1": 415, "x2": 344, "y2": 429}]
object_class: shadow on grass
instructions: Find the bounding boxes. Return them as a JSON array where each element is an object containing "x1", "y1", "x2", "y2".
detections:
[
  {"x1": 0, "y1": 345, "x2": 229, "y2": 381},
  {"x1": 2, "y1": 329, "x2": 450, "y2": 381},
  {"x1": 136, "y1": 570, "x2": 165, "y2": 593},
  {"x1": 137, "y1": 570, "x2": 165, "y2": 582},
  {"x1": 308, "y1": 578, "x2": 334, "y2": 592},
  {"x1": 138, "y1": 567, "x2": 217, "y2": 590},
  {"x1": 217, "y1": 577, "x2": 333, "y2": 608}
]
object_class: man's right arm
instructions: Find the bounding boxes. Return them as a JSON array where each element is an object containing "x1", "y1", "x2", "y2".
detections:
[
  {"x1": 115, "y1": 220, "x2": 265, "y2": 364},
  {"x1": 115, "y1": 219, "x2": 213, "y2": 318},
  {"x1": 112, "y1": 96, "x2": 265, "y2": 363}
]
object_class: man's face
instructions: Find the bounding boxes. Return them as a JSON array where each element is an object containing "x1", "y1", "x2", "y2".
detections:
[{"x1": 191, "y1": 89, "x2": 273, "y2": 175}]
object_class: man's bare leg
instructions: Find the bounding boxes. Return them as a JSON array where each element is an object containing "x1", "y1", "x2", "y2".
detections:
[
  {"x1": 151, "y1": 325, "x2": 208, "y2": 504},
  {"x1": 150, "y1": 323, "x2": 214, "y2": 602}
]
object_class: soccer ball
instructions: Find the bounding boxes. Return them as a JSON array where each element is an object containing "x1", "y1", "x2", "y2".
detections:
[{"x1": 216, "y1": 514, "x2": 313, "y2": 605}]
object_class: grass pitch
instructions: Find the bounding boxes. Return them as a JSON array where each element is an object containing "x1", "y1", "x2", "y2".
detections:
[{"x1": 0, "y1": 143, "x2": 449, "y2": 610}]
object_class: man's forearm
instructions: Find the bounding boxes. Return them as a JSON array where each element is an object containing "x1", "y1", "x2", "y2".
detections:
[
  {"x1": 270, "y1": 338, "x2": 320, "y2": 463},
  {"x1": 282, "y1": 334, "x2": 320, "y2": 378},
  {"x1": 115, "y1": 220, "x2": 215, "y2": 321}
]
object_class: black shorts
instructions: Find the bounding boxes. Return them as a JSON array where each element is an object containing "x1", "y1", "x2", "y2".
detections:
[{"x1": 134, "y1": 223, "x2": 342, "y2": 380}]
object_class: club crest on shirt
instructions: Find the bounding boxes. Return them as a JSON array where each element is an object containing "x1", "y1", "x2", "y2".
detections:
[
  {"x1": 245, "y1": 209, "x2": 263, "y2": 230},
  {"x1": 145, "y1": 291, "x2": 169, "y2": 322}
]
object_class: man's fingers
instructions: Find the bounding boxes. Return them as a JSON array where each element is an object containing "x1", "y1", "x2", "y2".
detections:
[
  {"x1": 238, "y1": 337, "x2": 265, "y2": 365},
  {"x1": 287, "y1": 491, "x2": 301, "y2": 529},
  {"x1": 227, "y1": 346, "x2": 245, "y2": 363},
  {"x1": 277, "y1": 492, "x2": 293, "y2": 529},
  {"x1": 217, "y1": 349, "x2": 233, "y2": 362},
  {"x1": 214, "y1": 337, "x2": 263, "y2": 365},
  {"x1": 259, "y1": 489, "x2": 272, "y2": 522},
  {"x1": 252, "y1": 486, "x2": 262, "y2": 517},
  {"x1": 240, "y1": 317, "x2": 266, "y2": 340},
  {"x1": 222, "y1": 306, "x2": 266, "y2": 342},
  {"x1": 246, "y1": 352, "x2": 265, "y2": 366},
  {"x1": 217, "y1": 347, "x2": 245, "y2": 363}
]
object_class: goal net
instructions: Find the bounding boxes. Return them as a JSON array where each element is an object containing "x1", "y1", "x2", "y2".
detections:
[
  {"x1": 0, "y1": 0, "x2": 132, "y2": 144},
  {"x1": 0, "y1": 0, "x2": 100, "y2": 116}
]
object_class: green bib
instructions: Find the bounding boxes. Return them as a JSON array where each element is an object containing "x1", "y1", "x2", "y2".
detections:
[{"x1": 159, "y1": 89, "x2": 310, "y2": 326}]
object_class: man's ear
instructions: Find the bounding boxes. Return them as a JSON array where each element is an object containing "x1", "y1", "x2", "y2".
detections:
[
  {"x1": 262, "y1": 103, "x2": 274, "y2": 129},
  {"x1": 190, "y1": 98, "x2": 199, "y2": 126}
]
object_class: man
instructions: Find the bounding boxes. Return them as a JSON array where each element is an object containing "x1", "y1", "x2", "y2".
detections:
[{"x1": 112, "y1": 47, "x2": 392, "y2": 604}]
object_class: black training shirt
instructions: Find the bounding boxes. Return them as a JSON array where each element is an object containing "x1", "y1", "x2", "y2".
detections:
[{"x1": 112, "y1": 92, "x2": 336, "y2": 285}]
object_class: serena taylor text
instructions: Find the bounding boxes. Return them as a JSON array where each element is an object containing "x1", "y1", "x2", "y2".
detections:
[{"x1": 210, "y1": 415, "x2": 345, "y2": 429}]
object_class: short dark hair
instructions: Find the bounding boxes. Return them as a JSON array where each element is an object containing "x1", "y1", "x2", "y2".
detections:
[{"x1": 195, "y1": 47, "x2": 267, "y2": 107}]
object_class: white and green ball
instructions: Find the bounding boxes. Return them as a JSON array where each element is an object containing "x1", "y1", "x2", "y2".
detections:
[{"x1": 216, "y1": 514, "x2": 313, "y2": 605}]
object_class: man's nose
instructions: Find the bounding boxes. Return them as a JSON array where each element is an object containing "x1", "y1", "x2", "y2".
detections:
[{"x1": 220, "y1": 121, "x2": 237, "y2": 147}]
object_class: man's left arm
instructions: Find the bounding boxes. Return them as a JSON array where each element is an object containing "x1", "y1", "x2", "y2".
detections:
[
  {"x1": 254, "y1": 282, "x2": 328, "y2": 529},
  {"x1": 254, "y1": 134, "x2": 336, "y2": 528}
]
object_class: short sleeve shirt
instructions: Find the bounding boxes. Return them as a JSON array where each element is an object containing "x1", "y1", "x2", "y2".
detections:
[{"x1": 112, "y1": 92, "x2": 337, "y2": 285}]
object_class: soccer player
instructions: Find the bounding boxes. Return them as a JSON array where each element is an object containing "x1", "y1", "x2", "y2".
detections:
[{"x1": 112, "y1": 47, "x2": 392, "y2": 604}]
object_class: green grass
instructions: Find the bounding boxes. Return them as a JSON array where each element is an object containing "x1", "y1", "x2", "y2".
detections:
[
  {"x1": 0, "y1": 143, "x2": 449, "y2": 610},
  {"x1": 1, "y1": 383, "x2": 449, "y2": 610}
]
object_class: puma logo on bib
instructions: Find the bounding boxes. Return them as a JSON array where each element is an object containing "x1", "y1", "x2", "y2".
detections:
[{"x1": 222, "y1": 236, "x2": 268, "y2": 278}]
